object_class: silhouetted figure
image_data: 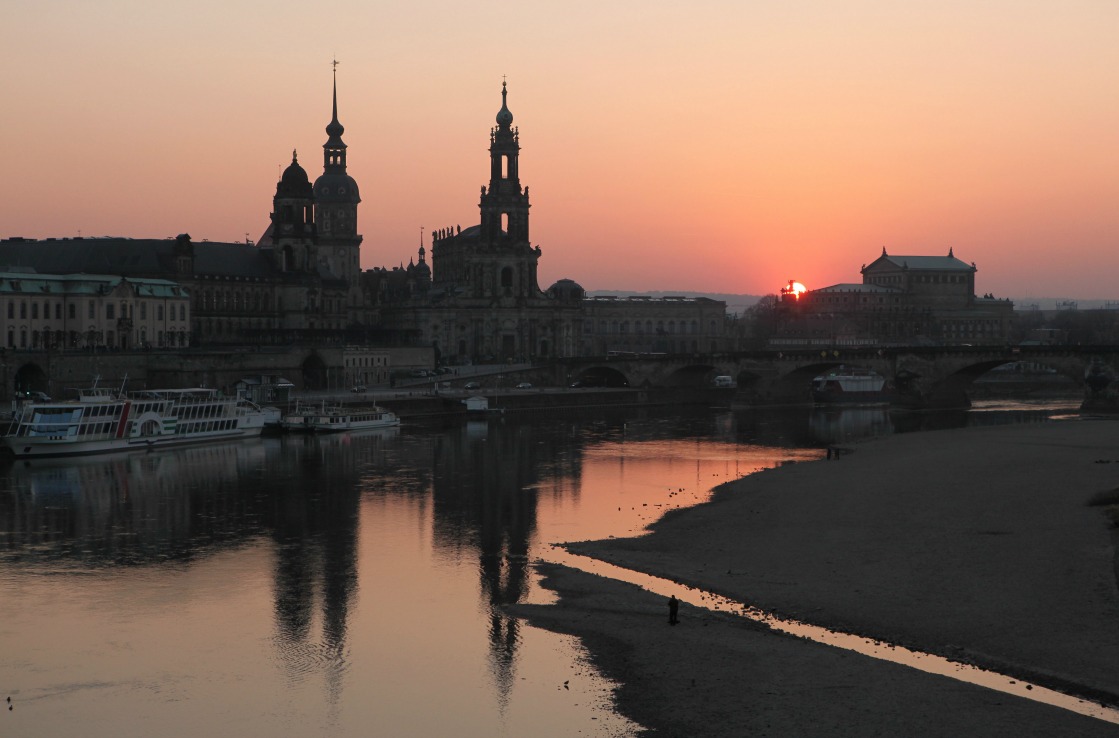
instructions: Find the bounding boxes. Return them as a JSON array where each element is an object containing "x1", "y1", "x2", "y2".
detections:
[{"x1": 668, "y1": 595, "x2": 679, "y2": 625}]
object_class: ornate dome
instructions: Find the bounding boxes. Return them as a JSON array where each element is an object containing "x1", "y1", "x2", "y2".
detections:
[
  {"x1": 496, "y1": 81, "x2": 514, "y2": 127},
  {"x1": 547, "y1": 278, "x2": 585, "y2": 302},
  {"x1": 277, "y1": 151, "x2": 312, "y2": 198}
]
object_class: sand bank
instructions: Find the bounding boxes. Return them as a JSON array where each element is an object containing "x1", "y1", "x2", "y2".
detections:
[{"x1": 509, "y1": 419, "x2": 1119, "y2": 736}]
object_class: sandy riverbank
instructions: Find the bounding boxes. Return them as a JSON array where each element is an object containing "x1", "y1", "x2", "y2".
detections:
[{"x1": 508, "y1": 418, "x2": 1119, "y2": 736}]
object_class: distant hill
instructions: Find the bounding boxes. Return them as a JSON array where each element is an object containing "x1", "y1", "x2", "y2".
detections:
[{"x1": 587, "y1": 290, "x2": 763, "y2": 315}]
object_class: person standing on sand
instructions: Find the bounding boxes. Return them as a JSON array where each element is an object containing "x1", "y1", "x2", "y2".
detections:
[{"x1": 668, "y1": 595, "x2": 679, "y2": 625}]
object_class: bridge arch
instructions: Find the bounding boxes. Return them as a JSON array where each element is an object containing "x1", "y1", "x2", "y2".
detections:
[
  {"x1": 13, "y1": 362, "x2": 49, "y2": 398},
  {"x1": 664, "y1": 363, "x2": 722, "y2": 388},
  {"x1": 570, "y1": 365, "x2": 631, "y2": 388},
  {"x1": 301, "y1": 353, "x2": 328, "y2": 390}
]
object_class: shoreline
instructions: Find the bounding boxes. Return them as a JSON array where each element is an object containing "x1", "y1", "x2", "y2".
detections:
[{"x1": 509, "y1": 418, "x2": 1119, "y2": 736}]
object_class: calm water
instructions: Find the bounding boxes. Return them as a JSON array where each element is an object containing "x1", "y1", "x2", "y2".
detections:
[{"x1": 0, "y1": 399, "x2": 1079, "y2": 737}]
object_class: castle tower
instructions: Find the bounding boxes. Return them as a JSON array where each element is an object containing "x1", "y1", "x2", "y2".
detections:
[{"x1": 313, "y1": 65, "x2": 363, "y2": 289}]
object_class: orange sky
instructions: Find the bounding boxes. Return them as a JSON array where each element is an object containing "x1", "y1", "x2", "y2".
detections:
[{"x1": 3, "y1": 1, "x2": 1118, "y2": 299}]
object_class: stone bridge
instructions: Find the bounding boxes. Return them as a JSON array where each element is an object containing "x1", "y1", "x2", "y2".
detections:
[{"x1": 555, "y1": 345, "x2": 1119, "y2": 409}]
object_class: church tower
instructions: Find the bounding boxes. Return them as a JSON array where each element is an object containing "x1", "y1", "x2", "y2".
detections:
[
  {"x1": 269, "y1": 150, "x2": 317, "y2": 273},
  {"x1": 431, "y1": 81, "x2": 542, "y2": 301},
  {"x1": 313, "y1": 65, "x2": 363, "y2": 292},
  {"x1": 480, "y1": 81, "x2": 530, "y2": 243}
]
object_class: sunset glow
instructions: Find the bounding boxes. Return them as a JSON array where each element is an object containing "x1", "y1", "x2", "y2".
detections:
[
  {"x1": 3, "y1": 2, "x2": 1118, "y2": 298},
  {"x1": 783, "y1": 281, "x2": 808, "y2": 299}
]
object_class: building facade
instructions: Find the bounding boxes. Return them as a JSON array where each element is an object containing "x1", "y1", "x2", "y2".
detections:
[
  {"x1": 773, "y1": 248, "x2": 1014, "y2": 347},
  {"x1": 0, "y1": 271, "x2": 190, "y2": 351}
]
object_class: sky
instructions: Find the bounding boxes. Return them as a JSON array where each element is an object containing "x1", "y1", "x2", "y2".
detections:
[{"x1": 2, "y1": 1, "x2": 1118, "y2": 299}]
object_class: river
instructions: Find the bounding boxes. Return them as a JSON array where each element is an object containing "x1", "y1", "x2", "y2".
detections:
[{"x1": 0, "y1": 398, "x2": 1081, "y2": 737}]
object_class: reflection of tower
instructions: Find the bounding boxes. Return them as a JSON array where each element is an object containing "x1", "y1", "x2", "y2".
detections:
[
  {"x1": 428, "y1": 419, "x2": 593, "y2": 711},
  {"x1": 269, "y1": 434, "x2": 363, "y2": 706}
]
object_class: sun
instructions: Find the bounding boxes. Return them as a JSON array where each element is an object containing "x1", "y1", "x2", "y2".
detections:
[{"x1": 781, "y1": 280, "x2": 808, "y2": 300}]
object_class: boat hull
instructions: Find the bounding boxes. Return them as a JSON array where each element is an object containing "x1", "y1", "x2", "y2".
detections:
[
  {"x1": 2, "y1": 426, "x2": 264, "y2": 459},
  {"x1": 310, "y1": 417, "x2": 400, "y2": 433}
]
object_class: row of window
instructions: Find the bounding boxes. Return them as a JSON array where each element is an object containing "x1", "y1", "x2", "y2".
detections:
[
  {"x1": 176, "y1": 419, "x2": 237, "y2": 435},
  {"x1": 589, "y1": 340, "x2": 719, "y2": 354},
  {"x1": 346, "y1": 355, "x2": 387, "y2": 367},
  {"x1": 175, "y1": 402, "x2": 229, "y2": 420},
  {"x1": 6, "y1": 329, "x2": 190, "y2": 349},
  {"x1": 585, "y1": 319, "x2": 719, "y2": 335},
  {"x1": 4, "y1": 300, "x2": 186, "y2": 322},
  {"x1": 198, "y1": 291, "x2": 345, "y2": 315},
  {"x1": 868, "y1": 274, "x2": 969, "y2": 285}
]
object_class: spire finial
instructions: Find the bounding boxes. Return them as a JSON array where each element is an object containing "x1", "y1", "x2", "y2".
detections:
[
  {"x1": 331, "y1": 58, "x2": 340, "y2": 125},
  {"x1": 325, "y1": 59, "x2": 345, "y2": 142},
  {"x1": 292, "y1": 149, "x2": 298, "y2": 163},
  {"x1": 496, "y1": 77, "x2": 513, "y2": 127}
]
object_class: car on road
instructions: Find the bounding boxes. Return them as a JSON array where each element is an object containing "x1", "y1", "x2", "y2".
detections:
[
  {"x1": 351, "y1": 385, "x2": 367, "y2": 393},
  {"x1": 515, "y1": 382, "x2": 533, "y2": 389},
  {"x1": 464, "y1": 381, "x2": 481, "y2": 390}
]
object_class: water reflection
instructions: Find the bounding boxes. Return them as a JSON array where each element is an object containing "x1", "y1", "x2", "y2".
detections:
[
  {"x1": 0, "y1": 403, "x2": 1078, "y2": 736},
  {"x1": 803, "y1": 398, "x2": 1081, "y2": 445}
]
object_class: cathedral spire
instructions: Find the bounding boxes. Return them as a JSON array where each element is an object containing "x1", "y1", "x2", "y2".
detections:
[{"x1": 324, "y1": 60, "x2": 347, "y2": 172}]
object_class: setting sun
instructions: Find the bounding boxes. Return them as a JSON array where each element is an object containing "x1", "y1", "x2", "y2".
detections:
[{"x1": 781, "y1": 281, "x2": 808, "y2": 299}]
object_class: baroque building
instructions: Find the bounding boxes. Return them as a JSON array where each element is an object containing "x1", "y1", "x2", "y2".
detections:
[
  {"x1": 773, "y1": 248, "x2": 1014, "y2": 347},
  {"x1": 372, "y1": 82, "x2": 729, "y2": 363},
  {"x1": 0, "y1": 72, "x2": 367, "y2": 348},
  {"x1": 374, "y1": 82, "x2": 583, "y2": 363},
  {"x1": 0, "y1": 270, "x2": 190, "y2": 351},
  {"x1": 0, "y1": 78, "x2": 728, "y2": 364}
]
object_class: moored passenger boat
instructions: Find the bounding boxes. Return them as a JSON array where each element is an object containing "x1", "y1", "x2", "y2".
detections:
[
  {"x1": 311, "y1": 406, "x2": 398, "y2": 433},
  {"x1": 282, "y1": 401, "x2": 399, "y2": 433},
  {"x1": 811, "y1": 366, "x2": 894, "y2": 405},
  {"x1": 2, "y1": 387, "x2": 279, "y2": 458}
]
